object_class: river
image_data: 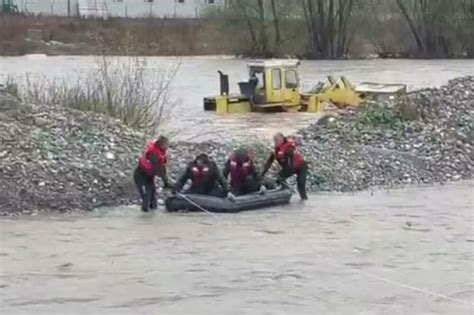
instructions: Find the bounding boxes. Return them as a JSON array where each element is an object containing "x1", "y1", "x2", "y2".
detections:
[
  {"x1": 1, "y1": 182, "x2": 473, "y2": 314},
  {"x1": 0, "y1": 57, "x2": 473, "y2": 314},
  {"x1": 0, "y1": 56, "x2": 473, "y2": 140}
]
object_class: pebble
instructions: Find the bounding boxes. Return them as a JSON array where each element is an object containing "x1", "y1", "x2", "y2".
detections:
[
  {"x1": 33, "y1": 116, "x2": 48, "y2": 127},
  {"x1": 298, "y1": 76, "x2": 473, "y2": 192},
  {"x1": 0, "y1": 76, "x2": 472, "y2": 214}
]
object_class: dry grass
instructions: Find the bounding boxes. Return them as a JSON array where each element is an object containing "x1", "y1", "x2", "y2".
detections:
[
  {"x1": 10, "y1": 55, "x2": 180, "y2": 133},
  {"x1": 0, "y1": 14, "x2": 237, "y2": 56},
  {"x1": 0, "y1": 12, "x2": 471, "y2": 58}
]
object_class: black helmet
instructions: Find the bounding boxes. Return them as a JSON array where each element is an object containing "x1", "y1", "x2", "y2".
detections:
[
  {"x1": 195, "y1": 153, "x2": 209, "y2": 164},
  {"x1": 234, "y1": 147, "x2": 249, "y2": 163}
]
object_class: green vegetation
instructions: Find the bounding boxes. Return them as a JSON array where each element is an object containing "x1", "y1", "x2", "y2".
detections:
[{"x1": 357, "y1": 102, "x2": 407, "y2": 131}]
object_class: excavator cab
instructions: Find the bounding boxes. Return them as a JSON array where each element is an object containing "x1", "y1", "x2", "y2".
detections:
[
  {"x1": 237, "y1": 67, "x2": 264, "y2": 103},
  {"x1": 238, "y1": 60, "x2": 301, "y2": 109},
  {"x1": 204, "y1": 59, "x2": 303, "y2": 113}
]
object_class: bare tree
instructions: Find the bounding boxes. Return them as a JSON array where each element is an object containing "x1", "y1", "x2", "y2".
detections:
[
  {"x1": 395, "y1": 0, "x2": 471, "y2": 57},
  {"x1": 233, "y1": 0, "x2": 270, "y2": 56},
  {"x1": 270, "y1": 0, "x2": 282, "y2": 50},
  {"x1": 456, "y1": 0, "x2": 474, "y2": 57},
  {"x1": 205, "y1": 0, "x2": 471, "y2": 59},
  {"x1": 300, "y1": 0, "x2": 356, "y2": 58},
  {"x1": 229, "y1": 0, "x2": 294, "y2": 57}
]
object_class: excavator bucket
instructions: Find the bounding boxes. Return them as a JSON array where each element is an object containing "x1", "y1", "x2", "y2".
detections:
[
  {"x1": 316, "y1": 76, "x2": 362, "y2": 107},
  {"x1": 305, "y1": 76, "x2": 407, "y2": 111}
]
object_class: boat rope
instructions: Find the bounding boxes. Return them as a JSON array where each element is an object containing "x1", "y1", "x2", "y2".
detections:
[
  {"x1": 176, "y1": 193, "x2": 222, "y2": 221},
  {"x1": 279, "y1": 180, "x2": 296, "y2": 194},
  {"x1": 322, "y1": 258, "x2": 473, "y2": 307},
  {"x1": 174, "y1": 188, "x2": 473, "y2": 307}
]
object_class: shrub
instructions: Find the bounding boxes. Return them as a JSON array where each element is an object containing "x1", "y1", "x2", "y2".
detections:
[
  {"x1": 357, "y1": 102, "x2": 407, "y2": 131},
  {"x1": 12, "y1": 55, "x2": 179, "y2": 133}
]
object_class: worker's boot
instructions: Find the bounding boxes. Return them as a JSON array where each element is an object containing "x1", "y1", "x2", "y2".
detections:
[{"x1": 149, "y1": 197, "x2": 158, "y2": 210}]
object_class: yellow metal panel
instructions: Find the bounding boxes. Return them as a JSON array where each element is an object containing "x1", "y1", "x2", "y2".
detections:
[
  {"x1": 284, "y1": 90, "x2": 301, "y2": 106},
  {"x1": 228, "y1": 101, "x2": 251, "y2": 113},
  {"x1": 282, "y1": 68, "x2": 300, "y2": 106},
  {"x1": 216, "y1": 96, "x2": 252, "y2": 114},
  {"x1": 265, "y1": 67, "x2": 283, "y2": 103},
  {"x1": 319, "y1": 89, "x2": 362, "y2": 107},
  {"x1": 216, "y1": 96, "x2": 229, "y2": 114},
  {"x1": 307, "y1": 95, "x2": 324, "y2": 112}
]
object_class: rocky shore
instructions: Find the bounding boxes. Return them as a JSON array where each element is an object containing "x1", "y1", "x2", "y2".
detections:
[
  {"x1": 299, "y1": 76, "x2": 473, "y2": 191},
  {"x1": 0, "y1": 76, "x2": 472, "y2": 214}
]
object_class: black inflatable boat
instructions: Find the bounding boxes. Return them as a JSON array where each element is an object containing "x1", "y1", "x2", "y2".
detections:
[{"x1": 165, "y1": 189, "x2": 292, "y2": 213}]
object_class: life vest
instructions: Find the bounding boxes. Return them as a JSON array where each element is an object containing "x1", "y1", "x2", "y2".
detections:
[
  {"x1": 229, "y1": 154, "x2": 253, "y2": 187},
  {"x1": 138, "y1": 140, "x2": 167, "y2": 176},
  {"x1": 191, "y1": 165, "x2": 210, "y2": 183},
  {"x1": 275, "y1": 138, "x2": 304, "y2": 170}
]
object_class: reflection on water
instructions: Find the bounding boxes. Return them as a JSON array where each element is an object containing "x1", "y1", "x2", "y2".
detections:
[
  {"x1": 1, "y1": 56, "x2": 473, "y2": 141},
  {"x1": 1, "y1": 181, "x2": 473, "y2": 314}
]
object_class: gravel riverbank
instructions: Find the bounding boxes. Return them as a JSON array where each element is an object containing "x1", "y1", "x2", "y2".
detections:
[
  {"x1": 299, "y1": 76, "x2": 473, "y2": 191},
  {"x1": 0, "y1": 76, "x2": 472, "y2": 214}
]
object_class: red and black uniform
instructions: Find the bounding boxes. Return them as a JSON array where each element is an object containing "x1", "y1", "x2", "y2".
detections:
[
  {"x1": 222, "y1": 153, "x2": 262, "y2": 196},
  {"x1": 175, "y1": 157, "x2": 228, "y2": 197},
  {"x1": 134, "y1": 140, "x2": 169, "y2": 211},
  {"x1": 262, "y1": 138, "x2": 308, "y2": 200}
]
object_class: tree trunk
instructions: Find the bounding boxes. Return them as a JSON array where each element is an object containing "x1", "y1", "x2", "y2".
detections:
[
  {"x1": 236, "y1": 0, "x2": 259, "y2": 55},
  {"x1": 340, "y1": 0, "x2": 354, "y2": 58},
  {"x1": 301, "y1": 0, "x2": 315, "y2": 55},
  {"x1": 306, "y1": 0, "x2": 321, "y2": 57},
  {"x1": 327, "y1": 0, "x2": 335, "y2": 57},
  {"x1": 317, "y1": 0, "x2": 327, "y2": 57},
  {"x1": 336, "y1": 0, "x2": 344, "y2": 57},
  {"x1": 301, "y1": 0, "x2": 355, "y2": 59},
  {"x1": 256, "y1": 0, "x2": 268, "y2": 56},
  {"x1": 396, "y1": 0, "x2": 424, "y2": 53},
  {"x1": 270, "y1": 0, "x2": 281, "y2": 53},
  {"x1": 468, "y1": 0, "x2": 474, "y2": 56}
]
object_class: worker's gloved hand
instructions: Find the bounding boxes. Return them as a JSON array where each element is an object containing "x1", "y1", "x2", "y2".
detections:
[
  {"x1": 259, "y1": 185, "x2": 267, "y2": 195},
  {"x1": 170, "y1": 185, "x2": 179, "y2": 196},
  {"x1": 226, "y1": 192, "x2": 236, "y2": 202},
  {"x1": 277, "y1": 178, "x2": 288, "y2": 189}
]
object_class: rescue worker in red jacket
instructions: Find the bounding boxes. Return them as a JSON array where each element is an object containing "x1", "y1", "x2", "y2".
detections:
[
  {"x1": 175, "y1": 153, "x2": 233, "y2": 199},
  {"x1": 222, "y1": 147, "x2": 273, "y2": 196},
  {"x1": 262, "y1": 133, "x2": 308, "y2": 200},
  {"x1": 134, "y1": 136, "x2": 171, "y2": 212}
]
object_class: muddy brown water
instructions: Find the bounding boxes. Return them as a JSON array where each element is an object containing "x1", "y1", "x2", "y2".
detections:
[
  {"x1": 0, "y1": 57, "x2": 473, "y2": 314},
  {"x1": 1, "y1": 182, "x2": 473, "y2": 314},
  {"x1": 1, "y1": 56, "x2": 473, "y2": 140}
]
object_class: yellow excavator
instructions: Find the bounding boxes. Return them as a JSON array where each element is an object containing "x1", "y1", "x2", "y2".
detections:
[{"x1": 203, "y1": 59, "x2": 406, "y2": 114}]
